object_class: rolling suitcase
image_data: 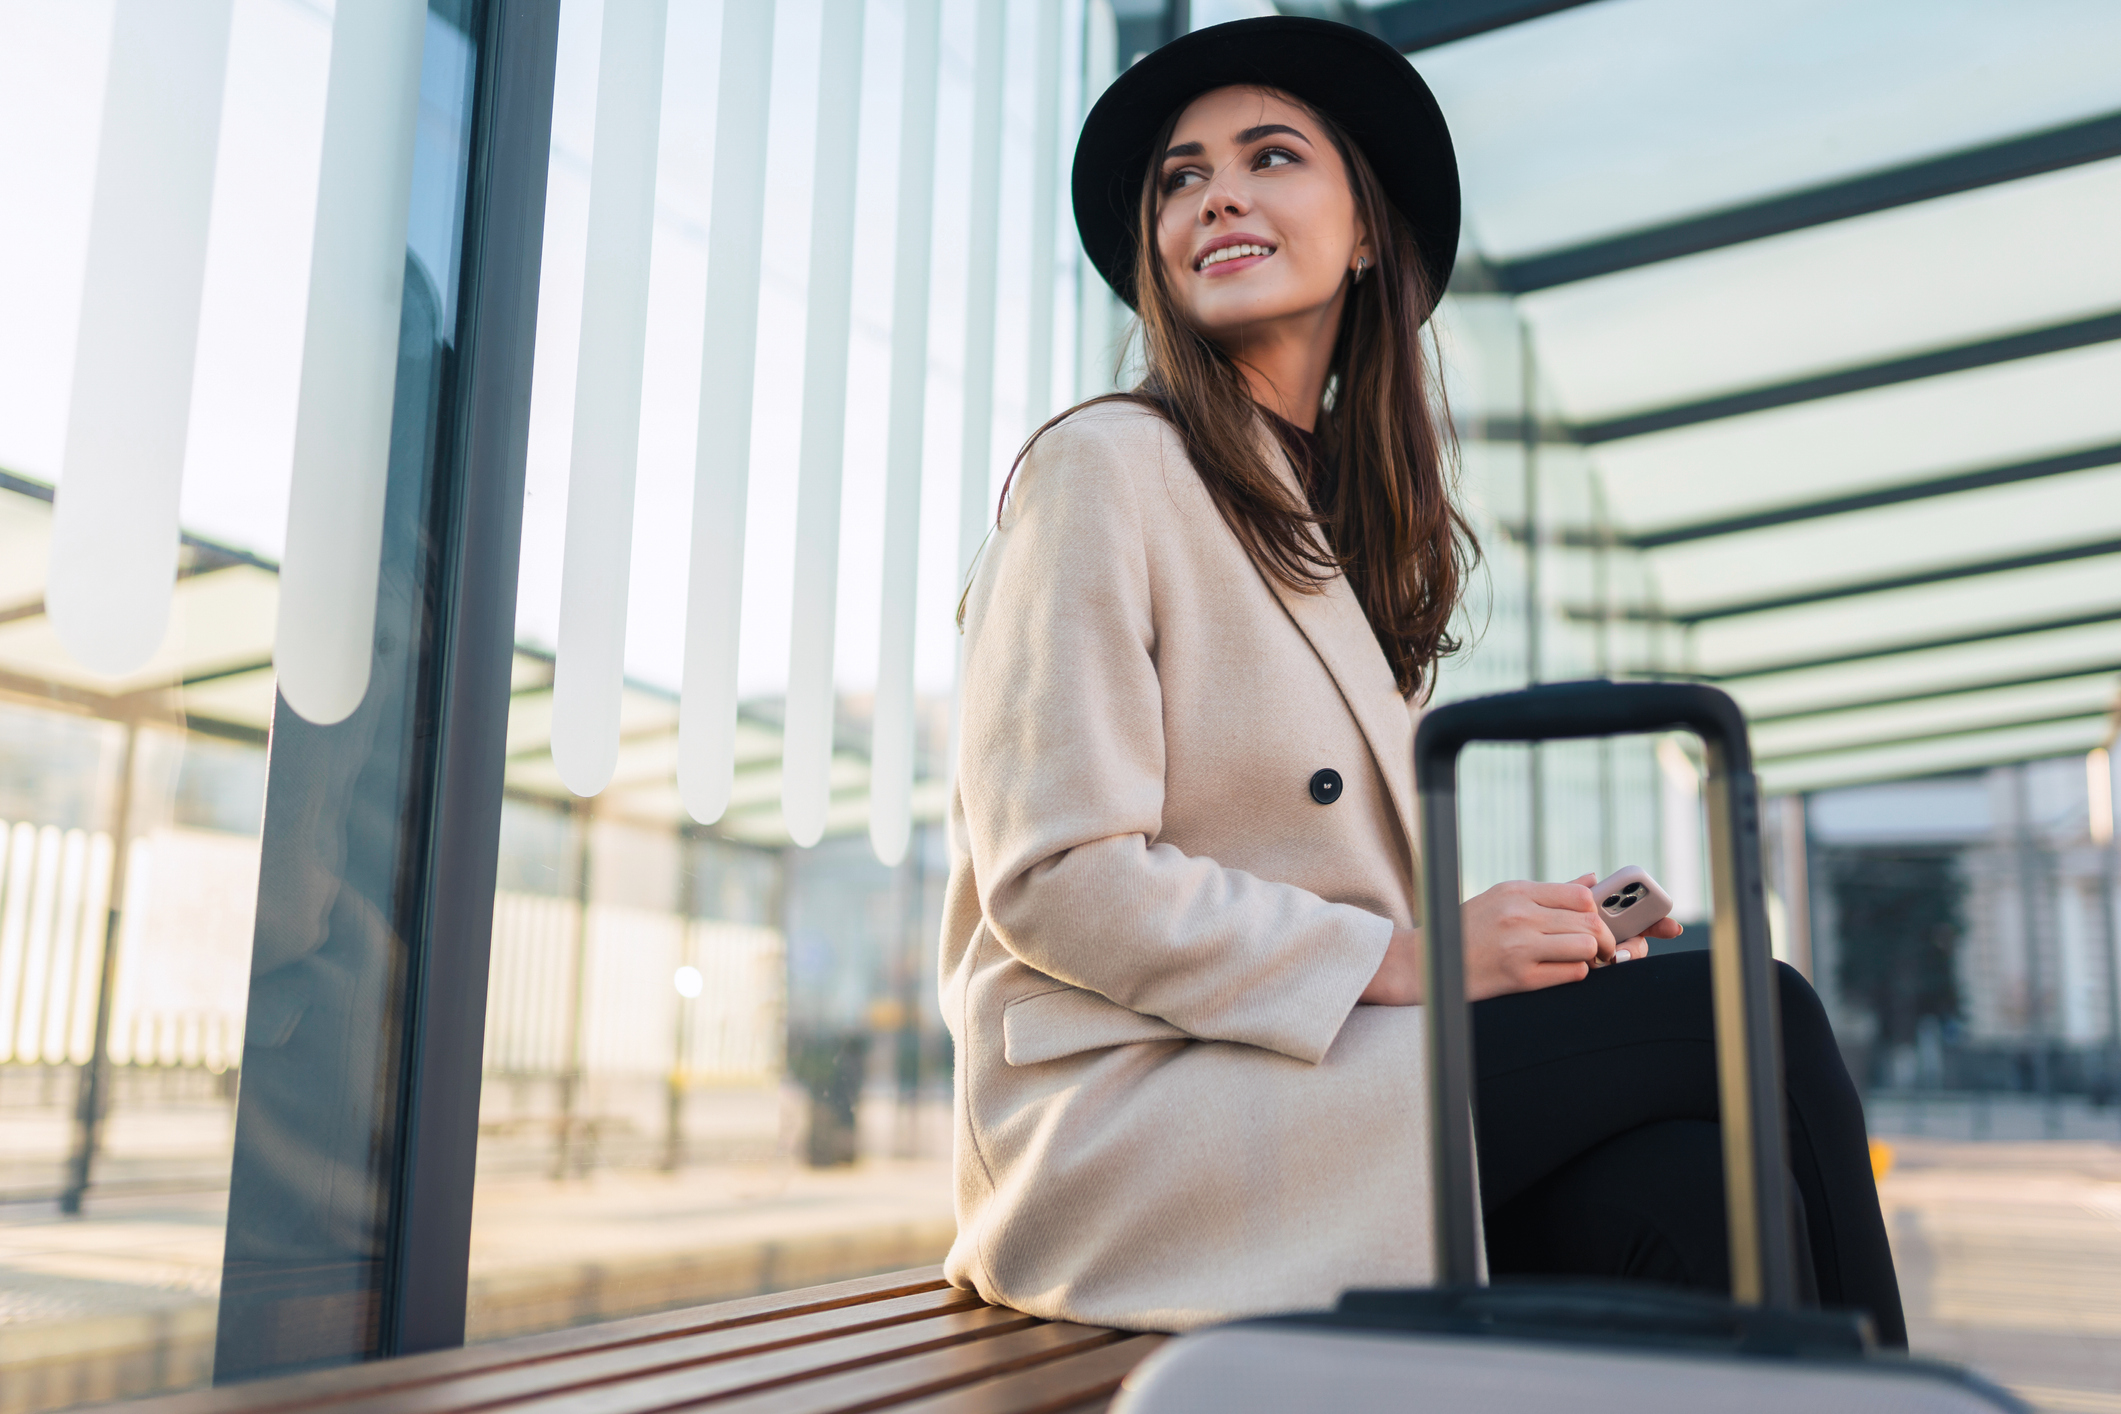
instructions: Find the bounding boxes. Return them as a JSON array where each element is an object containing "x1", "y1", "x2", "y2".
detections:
[{"x1": 1114, "y1": 680, "x2": 2023, "y2": 1413}]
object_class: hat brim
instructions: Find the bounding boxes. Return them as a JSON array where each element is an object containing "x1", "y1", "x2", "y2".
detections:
[{"x1": 1072, "y1": 16, "x2": 1459, "y2": 311}]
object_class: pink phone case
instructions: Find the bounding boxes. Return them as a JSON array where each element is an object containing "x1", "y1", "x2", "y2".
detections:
[{"x1": 1591, "y1": 865, "x2": 1673, "y2": 944}]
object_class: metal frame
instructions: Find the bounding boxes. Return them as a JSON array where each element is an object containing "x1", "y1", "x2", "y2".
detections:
[
  {"x1": 380, "y1": 0, "x2": 560, "y2": 1358},
  {"x1": 1496, "y1": 110, "x2": 2121, "y2": 292},
  {"x1": 1579, "y1": 310, "x2": 2121, "y2": 445},
  {"x1": 209, "y1": 0, "x2": 559, "y2": 1381},
  {"x1": 1417, "y1": 682, "x2": 1798, "y2": 1308}
]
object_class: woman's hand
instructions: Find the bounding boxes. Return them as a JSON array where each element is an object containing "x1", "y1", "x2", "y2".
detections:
[
  {"x1": 1460, "y1": 877, "x2": 1610, "y2": 1000},
  {"x1": 1359, "y1": 926, "x2": 1425, "y2": 1005},
  {"x1": 1465, "y1": 874, "x2": 1685, "y2": 998},
  {"x1": 1357, "y1": 875, "x2": 1687, "y2": 1006}
]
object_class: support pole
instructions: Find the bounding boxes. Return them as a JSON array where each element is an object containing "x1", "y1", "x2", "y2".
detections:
[
  {"x1": 61, "y1": 716, "x2": 140, "y2": 1215},
  {"x1": 1520, "y1": 323, "x2": 1544, "y2": 880},
  {"x1": 2014, "y1": 763, "x2": 2053, "y2": 1115},
  {"x1": 556, "y1": 799, "x2": 593, "y2": 1178}
]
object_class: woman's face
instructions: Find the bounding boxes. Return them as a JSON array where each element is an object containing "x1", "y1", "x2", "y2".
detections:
[{"x1": 1154, "y1": 86, "x2": 1368, "y2": 345}]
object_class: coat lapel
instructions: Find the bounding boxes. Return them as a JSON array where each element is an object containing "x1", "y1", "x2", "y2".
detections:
[{"x1": 1254, "y1": 434, "x2": 1418, "y2": 851}]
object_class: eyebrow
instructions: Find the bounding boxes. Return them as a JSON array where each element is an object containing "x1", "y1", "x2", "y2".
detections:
[{"x1": 1160, "y1": 123, "x2": 1313, "y2": 162}]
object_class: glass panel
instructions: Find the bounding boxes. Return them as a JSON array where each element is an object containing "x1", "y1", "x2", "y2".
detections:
[
  {"x1": 463, "y1": 3, "x2": 1682, "y2": 1349},
  {"x1": 1587, "y1": 343, "x2": 2121, "y2": 534},
  {"x1": 462, "y1": 0, "x2": 993, "y2": 1341},
  {"x1": 1753, "y1": 674, "x2": 2119, "y2": 762},
  {"x1": 1420, "y1": 0, "x2": 2121, "y2": 258},
  {"x1": 1760, "y1": 717, "x2": 2108, "y2": 794},
  {"x1": 1729, "y1": 618, "x2": 2121, "y2": 720},
  {"x1": 1641, "y1": 463, "x2": 2121, "y2": 615},
  {"x1": 0, "y1": 0, "x2": 486, "y2": 1400},
  {"x1": 1518, "y1": 159, "x2": 2121, "y2": 422},
  {"x1": 1688, "y1": 556, "x2": 2121, "y2": 674}
]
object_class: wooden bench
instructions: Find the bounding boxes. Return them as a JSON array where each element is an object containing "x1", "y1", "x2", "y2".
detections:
[{"x1": 121, "y1": 1269, "x2": 1166, "y2": 1414}]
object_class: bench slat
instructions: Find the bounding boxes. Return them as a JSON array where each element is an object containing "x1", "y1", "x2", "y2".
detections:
[
  {"x1": 887, "y1": 1333, "x2": 1165, "y2": 1414},
  {"x1": 686, "y1": 1322, "x2": 1125, "y2": 1414},
  {"x1": 101, "y1": 1268, "x2": 1168, "y2": 1414},
  {"x1": 303, "y1": 1288, "x2": 991, "y2": 1414},
  {"x1": 490, "y1": 1306, "x2": 1038, "y2": 1414},
  {"x1": 111, "y1": 1267, "x2": 955, "y2": 1414}
]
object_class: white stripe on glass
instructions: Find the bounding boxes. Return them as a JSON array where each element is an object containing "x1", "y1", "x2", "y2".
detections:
[
  {"x1": 46, "y1": 0, "x2": 233, "y2": 680},
  {"x1": 869, "y1": 0, "x2": 944, "y2": 867},
  {"x1": 781, "y1": 0, "x2": 871, "y2": 849},
  {"x1": 550, "y1": 0, "x2": 670, "y2": 796},
  {"x1": 1077, "y1": 0, "x2": 1120, "y2": 398},
  {"x1": 956, "y1": 0, "x2": 1009, "y2": 584},
  {"x1": 678, "y1": 0, "x2": 776, "y2": 826},
  {"x1": 1022, "y1": 0, "x2": 1063, "y2": 434},
  {"x1": 273, "y1": 0, "x2": 428, "y2": 725}
]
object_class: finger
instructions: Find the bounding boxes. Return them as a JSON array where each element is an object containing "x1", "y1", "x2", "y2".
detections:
[
  {"x1": 1534, "y1": 904, "x2": 1618, "y2": 958},
  {"x1": 1525, "y1": 931, "x2": 1600, "y2": 964},
  {"x1": 1525, "y1": 880, "x2": 1598, "y2": 912},
  {"x1": 1522, "y1": 960, "x2": 1593, "y2": 990},
  {"x1": 1649, "y1": 917, "x2": 1685, "y2": 938}
]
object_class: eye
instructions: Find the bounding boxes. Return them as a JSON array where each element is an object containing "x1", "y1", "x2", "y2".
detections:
[
  {"x1": 1162, "y1": 165, "x2": 1204, "y2": 194},
  {"x1": 1254, "y1": 146, "x2": 1299, "y2": 170}
]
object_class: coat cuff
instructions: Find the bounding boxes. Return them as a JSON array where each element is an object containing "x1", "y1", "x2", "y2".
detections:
[{"x1": 1272, "y1": 906, "x2": 1396, "y2": 1064}]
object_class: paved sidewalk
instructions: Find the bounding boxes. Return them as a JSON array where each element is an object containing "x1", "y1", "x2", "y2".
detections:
[
  {"x1": 1880, "y1": 1137, "x2": 2121, "y2": 1412},
  {"x1": 0, "y1": 1158, "x2": 955, "y2": 1414},
  {"x1": 7, "y1": 1125, "x2": 2121, "y2": 1412}
]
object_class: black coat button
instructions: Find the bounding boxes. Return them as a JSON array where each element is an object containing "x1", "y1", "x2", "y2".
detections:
[{"x1": 1309, "y1": 768, "x2": 1343, "y2": 804}]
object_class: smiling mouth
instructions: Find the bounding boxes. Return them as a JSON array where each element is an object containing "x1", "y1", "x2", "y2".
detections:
[{"x1": 1195, "y1": 242, "x2": 1275, "y2": 272}]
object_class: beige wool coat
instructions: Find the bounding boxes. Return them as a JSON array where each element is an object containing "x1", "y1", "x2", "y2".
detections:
[{"x1": 940, "y1": 399, "x2": 1435, "y2": 1333}]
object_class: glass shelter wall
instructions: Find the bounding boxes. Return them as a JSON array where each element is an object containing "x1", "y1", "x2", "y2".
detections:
[
  {"x1": 7, "y1": 0, "x2": 2116, "y2": 1407},
  {"x1": 0, "y1": 0, "x2": 510, "y2": 1400},
  {"x1": 0, "y1": 4, "x2": 1712, "y2": 1401}
]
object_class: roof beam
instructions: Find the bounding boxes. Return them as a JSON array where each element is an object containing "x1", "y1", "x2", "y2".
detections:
[
  {"x1": 1700, "y1": 605, "x2": 2121, "y2": 681},
  {"x1": 1758, "y1": 707, "x2": 2112, "y2": 765},
  {"x1": 1496, "y1": 111, "x2": 2121, "y2": 292},
  {"x1": 1630, "y1": 441, "x2": 2121, "y2": 548},
  {"x1": 1748, "y1": 662, "x2": 2121, "y2": 726},
  {"x1": 1578, "y1": 310, "x2": 2121, "y2": 444},
  {"x1": 1761, "y1": 737, "x2": 2107, "y2": 794},
  {"x1": 1677, "y1": 535, "x2": 2121, "y2": 622},
  {"x1": 1362, "y1": 0, "x2": 1608, "y2": 52}
]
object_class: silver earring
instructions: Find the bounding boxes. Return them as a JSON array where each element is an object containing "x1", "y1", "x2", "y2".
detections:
[{"x1": 1353, "y1": 256, "x2": 1369, "y2": 284}]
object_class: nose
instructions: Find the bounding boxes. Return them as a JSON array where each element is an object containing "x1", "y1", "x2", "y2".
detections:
[{"x1": 1195, "y1": 164, "x2": 1249, "y2": 224}]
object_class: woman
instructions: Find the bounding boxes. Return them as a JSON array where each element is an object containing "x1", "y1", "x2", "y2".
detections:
[{"x1": 940, "y1": 17, "x2": 1902, "y2": 1342}]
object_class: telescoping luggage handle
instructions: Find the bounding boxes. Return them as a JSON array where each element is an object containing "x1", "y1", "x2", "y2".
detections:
[{"x1": 1414, "y1": 680, "x2": 1801, "y2": 1310}]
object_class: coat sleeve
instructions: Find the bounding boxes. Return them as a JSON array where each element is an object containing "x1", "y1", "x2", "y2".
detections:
[{"x1": 955, "y1": 411, "x2": 1394, "y2": 1065}]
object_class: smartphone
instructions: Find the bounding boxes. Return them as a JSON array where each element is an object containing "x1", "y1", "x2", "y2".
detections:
[{"x1": 1590, "y1": 865, "x2": 1673, "y2": 946}]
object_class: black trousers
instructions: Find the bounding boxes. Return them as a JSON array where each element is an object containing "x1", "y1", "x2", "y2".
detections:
[{"x1": 1471, "y1": 951, "x2": 1907, "y2": 1348}]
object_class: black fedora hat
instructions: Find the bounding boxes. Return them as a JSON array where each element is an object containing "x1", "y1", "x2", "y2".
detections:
[{"x1": 1072, "y1": 16, "x2": 1458, "y2": 311}]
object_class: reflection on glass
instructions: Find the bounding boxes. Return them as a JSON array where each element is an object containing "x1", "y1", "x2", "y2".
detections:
[
  {"x1": 212, "y1": 254, "x2": 453, "y2": 1380},
  {"x1": 0, "y1": 0, "x2": 477, "y2": 1402}
]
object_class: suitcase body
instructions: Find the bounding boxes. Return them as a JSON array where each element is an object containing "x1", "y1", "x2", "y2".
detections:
[
  {"x1": 1117, "y1": 1321, "x2": 2020, "y2": 1413},
  {"x1": 1114, "y1": 681, "x2": 2023, "y2": 1413}
]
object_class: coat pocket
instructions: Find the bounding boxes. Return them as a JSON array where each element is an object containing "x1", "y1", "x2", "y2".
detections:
[{"x1": 1000, "y1": 985, "x2": 1190, "y2": 1066}]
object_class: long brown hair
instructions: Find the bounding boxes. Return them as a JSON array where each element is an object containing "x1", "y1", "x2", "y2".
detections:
[{"x1": 989, "y1": 92, "x2": 1478, "y2": 700}]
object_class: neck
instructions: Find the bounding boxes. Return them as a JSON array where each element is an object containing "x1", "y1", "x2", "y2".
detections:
[{"x1": 1215, "y1": 291, "x2": 1345, "y2": 432}]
